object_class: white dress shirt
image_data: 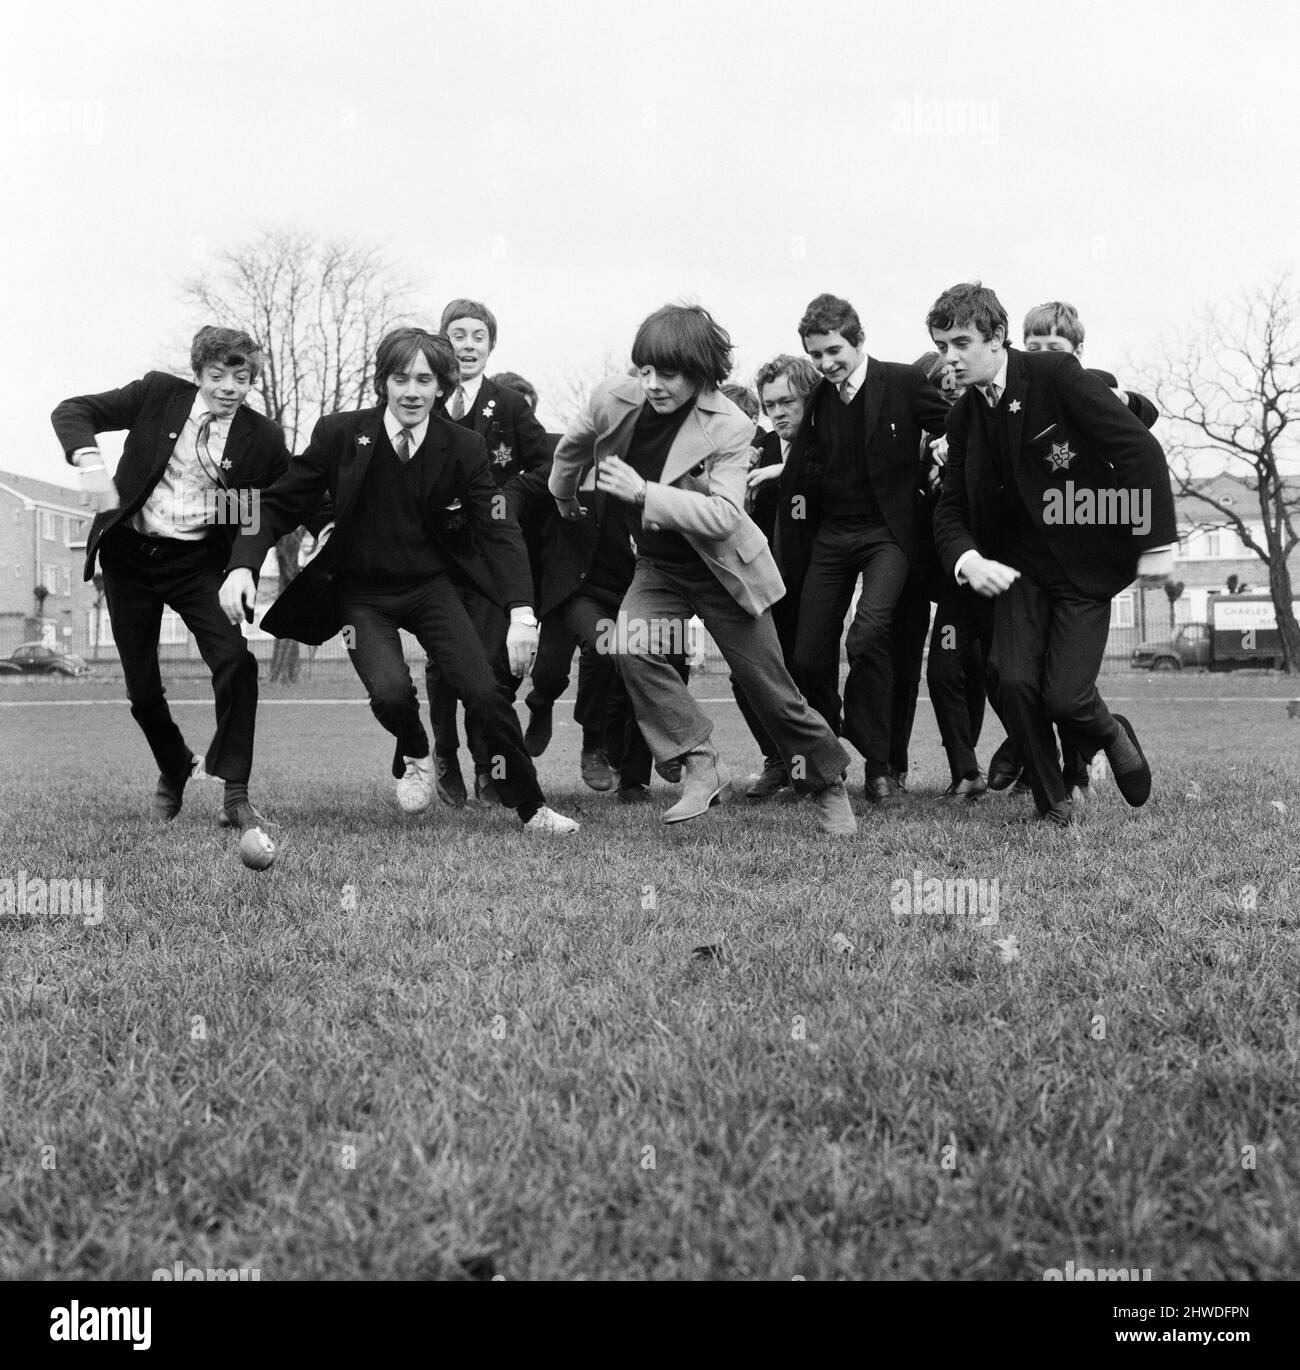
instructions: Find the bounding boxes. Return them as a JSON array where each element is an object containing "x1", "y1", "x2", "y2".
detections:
[
  {"x1": 384, "y1": 409, "x2": 430, "y2": 456},
  {"x1": 134, "y1": 395, "x2": 232, "y2": 540},
  {"x1": 837, "y1": 353, "x2": 870, "y2": 404}
]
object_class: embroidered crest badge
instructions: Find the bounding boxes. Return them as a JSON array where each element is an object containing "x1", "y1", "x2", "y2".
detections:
[
  {"x1": 1046, "y1": 441, "x2": 1075, "y2": 472},
  {"x1": 491, "y1": 442, "x2": 513, "y2": 467}
]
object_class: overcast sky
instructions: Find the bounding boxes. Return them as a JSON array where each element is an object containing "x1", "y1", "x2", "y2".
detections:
[{"x1": 3, "y1": 0, "x2": 1296, "y2": 482}]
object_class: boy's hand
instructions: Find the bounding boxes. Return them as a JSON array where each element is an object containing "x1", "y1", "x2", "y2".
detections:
[
  {"x1": 220, "y1": 569, "x2": 256, "y2": 625},
  {"x1": 961, "y1": 553, "x2": 1021, "y2": 598}
]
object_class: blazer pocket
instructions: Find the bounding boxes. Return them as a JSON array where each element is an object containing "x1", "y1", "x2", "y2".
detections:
[{"x1": 735, "y1": 535, "x2": 769, "y2": 565}]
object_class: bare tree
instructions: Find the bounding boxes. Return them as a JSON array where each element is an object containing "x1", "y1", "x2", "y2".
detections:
[
  {"x1": 1143, "y1": 274, "x2": 1300, "y2": 672},
  {"x1": 184, "y1": 227, "x2": 415, "y2": 682},
  {"x1": 541, "y1": 349, "x2": 629, "y2": 434}
]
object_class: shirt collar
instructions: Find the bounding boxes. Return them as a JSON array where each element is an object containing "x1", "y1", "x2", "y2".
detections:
[
  {"x1": 839, "y1": 353, "x2": 870, "y2": 400},
  {"x1": 190, "y1": 392, "x2": 233, "y2": 431},
  {"x1": 980, "y1": 353, "x2": 1009, "y2": 403},
  {"x1": 384, "y1": 408, "x2": 430, "y2": 452}
]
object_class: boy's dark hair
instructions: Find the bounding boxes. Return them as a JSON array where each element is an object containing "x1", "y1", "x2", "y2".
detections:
[
  {"x1": 439, "y1": 298, "x2": 498, "y2": 348},
  {"x1": 1023, "y1": 300, "x2": 1084, "y2": 350},
  {"x1": 720, "y1": 383, "x2": 760, "y2": 421},
  {"x1": 491, "y1": 371, "x2": 538, "y2": 410},
  {"x1": 925, "y1": 281, "x2": 1009, "y2": 342},
  {"x1": 630, "y1": 303, "x2": 733, "y2": 389},
  {"x1": 797, "y1": 293, "x2": 865, "y2": 347},
  {"x1": 373, "y1": 327, "x2": 459, "y2": 403},
  {"x1": 754, "y1": 353, "x2": 821, "y2": 403},
  {"x1": 190, "y1": 326, "x2": 263, "y2": 381}
]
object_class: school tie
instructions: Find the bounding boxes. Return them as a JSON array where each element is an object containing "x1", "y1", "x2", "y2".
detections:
[
  {"x1": 394, "y1": 428, "x2": 412, "y2": 463},
  {"x1": 450, "y1": 385, "x2": 467, "y2": 420},
  {"x1": 985, "y1": 382, "x2": 1001, "y2": 409},
  {"x1": 195, "y1": 412, "x2": 218, "y2": 480},
  {"x1": 839, "y1": 379, "x2": 855, "y2": 405}
]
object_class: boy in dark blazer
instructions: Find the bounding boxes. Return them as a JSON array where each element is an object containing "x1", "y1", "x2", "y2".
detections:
[
  {"x1": 928, "y1": 282, "x2": 1176, "y2": 825},
  {"x1": 776, "y1": 293, "x2": 949, "y2": 808},
  {"x1": 50, "y1": 326, "x2": 290, "y2": 829},
  {"x1": 981, "y1": 300, "x2": 1162, "y2": 798},
  {"x1": 219, "y1": 327, "x2": 577, "y2": 835},
  {"x1": 423, "y1": 299, "x2": 552, "y2": 807}
]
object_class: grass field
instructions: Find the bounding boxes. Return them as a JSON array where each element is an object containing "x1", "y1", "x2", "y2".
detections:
[{"x1": 2, "y1": 670, "x2": 1299, "y2": 1280}]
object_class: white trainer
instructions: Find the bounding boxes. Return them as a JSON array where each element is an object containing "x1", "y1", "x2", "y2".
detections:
[
  {"x1": 523, "y1": 806, "x2": 580, "y2": 835},
  {"x1": 396, "y1": 755, "x2": 434, "y2": 813}
]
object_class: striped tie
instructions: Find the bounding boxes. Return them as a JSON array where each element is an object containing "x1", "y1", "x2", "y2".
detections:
[
  {"x1": 394, "y1": 428, "x2": 411, "y2": 463},
  {"x1": 450, "y1": 386, "x2": 467, "y2": 420}
]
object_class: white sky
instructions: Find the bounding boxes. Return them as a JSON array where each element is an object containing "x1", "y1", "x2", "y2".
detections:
[{"x1": 3, "y1": 0, "x2": 1297, "y2": 480}]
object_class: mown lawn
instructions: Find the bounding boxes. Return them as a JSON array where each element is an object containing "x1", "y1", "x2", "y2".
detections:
[{"x1": 2, "y1": 672, "x2": 1298, "y2": 1279}]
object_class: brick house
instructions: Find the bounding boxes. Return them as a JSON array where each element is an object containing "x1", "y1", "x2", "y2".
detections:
[{"x1": 0, "y1": 470, "x2": 99, "y2": 656}]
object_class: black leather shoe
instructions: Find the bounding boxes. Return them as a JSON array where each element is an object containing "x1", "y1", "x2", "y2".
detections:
[
  {"x1": 986, "y1": 738, "x2": 1022, "y2": 791},
  {"x1": 655, "y1": 758, "x2": 683, "y2": 784},
  {"x1": 474, "y1": 769, "x2": 503, "y2": 806},
  {"x1": 617, "y1": 783, "x2": 651, "y2": 804},
  {"x1": 153, "y1": 761, "x2": 194, "y2": 821},
  {"x1": 863, "y1": 772, "x2": 904, "y2": 809},
  {"x1": 1039, "y1": 799, "x2": 1075, "y2": 827},
  {"x1": 218, "y1": 799, "x2": 268, "y2": 832},
  {"x1": 581, "y1": 748, "x2": 616, "y2": 791},
  {"x1": 435, "y1": 756, "x2": 467, "y2": 808},
  {"x1": 1105, "y1": 714, "x2": 1151, "y2": 807},
  {"x1": 889, "y1": 764, "x2": 908, "y2": 793},
  {"x1": 746, "y1": 759, "x2": 790, "y2": 801},
  {"x1": 524, "y1": 702, "x2": 553, "y2": 758},
  {"x1": 943, "y1": 773, "x2": 988, "y2": 801}
]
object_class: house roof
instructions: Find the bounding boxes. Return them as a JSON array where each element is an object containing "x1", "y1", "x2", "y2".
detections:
[
  {"x1": 1174, "y1": 473, "x2": 1258, "y2": 529},
  {"x1": 0, "y1": 469, "x2": 91, "y2": 516}
]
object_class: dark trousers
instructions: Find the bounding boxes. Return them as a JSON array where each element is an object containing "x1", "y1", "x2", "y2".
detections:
[
  {"x1": 99, "y1": 526, "x2": 258, "y2": 783},
  {"x1": 424, "y1": 582, "x2": 513, "y2": 772},
  {"x1": 988, "y1": 562, "x2": 1119, "y2": 814},
  {"x1": 524, "y1": 617, "x2": 579, "y2": 715},
  {"x1": 927, "y1": 584, "x2": 994, "y2": 782},
  {"x1": 549, "y1": 588, "x2": 688, "y2": 787},
  {"x1": 619, "y1": 557, "x2": 847, "y2": 790},
  {"x1": 343, "y1": 576, "x2": 543, "y2": 810},
  {"x1": 792, "y1": 517, "x2": 911, "y2": 767},
  {"x1": 889, "y1": 572, "x2": 931, "y2": 778}
]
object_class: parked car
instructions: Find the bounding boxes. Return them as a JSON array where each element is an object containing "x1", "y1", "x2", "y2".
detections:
[{"x1": 0, "y1": 642, "x2": 92, "y2": 676}]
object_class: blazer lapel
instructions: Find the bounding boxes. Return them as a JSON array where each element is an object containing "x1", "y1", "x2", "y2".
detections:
[
  {"x1": 1006, "y1": 350, "x2": 1027, "y2": 469},
  {"x1": 858, "y1": 359, "x2": 887, "y2": 449},
  {"x1": 659, "y1": 393, "x2": 719, "y2": 487},
  {"x1": 471, "y1": 379, "x2": 496, "y2": 435},
  {"x1": 217, "y1": 407, "x2": 254, "y2": 488},
  {"x1": 417, "y1": 417, "x2": 453, "y2": 507},
  {"x1": 151, "y1": 386, "x2": 197, "y2": 482},
  {"x1": 334, "y1": 409, "x2": 384, "y2": 526}
]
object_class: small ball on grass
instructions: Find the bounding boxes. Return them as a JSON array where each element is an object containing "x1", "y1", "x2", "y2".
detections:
[{"x1": 238, "y1": 826, "x2": 276, "y2": 871}]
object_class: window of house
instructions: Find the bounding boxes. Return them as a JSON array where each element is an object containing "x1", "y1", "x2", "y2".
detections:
[
  {"x1": 41, "y1": 510, "x2": 56, "y2": 539},
  {"x1": 1112, "y1": 592, "x2": 1134, "y2": 628},
  {"x1": 1205, "y1": 531, "x2": 1221, "y2": 557}
]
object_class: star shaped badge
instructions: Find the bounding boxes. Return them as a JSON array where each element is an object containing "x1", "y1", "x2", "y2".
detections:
[
  {"x1": 1008, "y1": 399, "x2": 1022, "y2": 414},
  {"x1": 358, "y1": 436, "x2": 371, "y2": 446},
  {"x1": 1046, "y1": 441, "x2": 1076, "y2": 471},
  {"x1": 219, "y1": 458, "x2": 232, "y2": 471},
  {"x1": 491, "y1": 442, "x2": 514, "y2": 467}
]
